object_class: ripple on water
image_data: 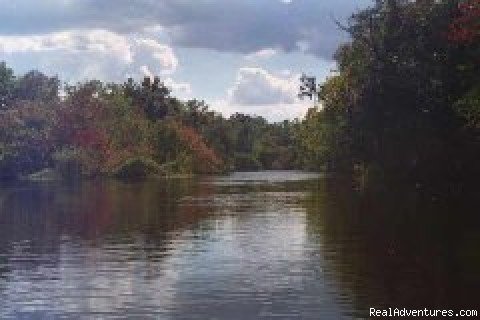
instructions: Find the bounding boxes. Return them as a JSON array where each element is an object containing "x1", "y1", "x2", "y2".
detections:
[{"x1": 2, "y1": 171, "x2": 476, "y2": 319}]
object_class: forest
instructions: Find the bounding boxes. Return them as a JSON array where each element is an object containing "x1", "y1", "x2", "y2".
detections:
[
  {"x1": 298, "y1": 0, "x2": 480, "y2": 193},
  {"x1": 1, "y1": 0, "x2": 479, "y2": 190},
  {"x1": 0, "y1": 63, "x2": 301, "y2": 180}
]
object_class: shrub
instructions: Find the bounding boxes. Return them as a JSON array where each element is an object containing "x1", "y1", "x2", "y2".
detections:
[
  {"x1": 113, "y1": 157, "x2": 163, "y2": 180},
  {"x1": 0, "y1": 148, "x2": 19, "y2": 180},
  {"x1": 52, "y1": 148, "x2": 84, "y2": 180},
  {"x1": 233, "y1": 153, "x2": 261, "y2": 171}
]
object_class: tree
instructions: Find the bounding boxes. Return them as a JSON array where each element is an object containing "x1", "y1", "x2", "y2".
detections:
[
  {"x1": 124, "y1": 76, "x2": 177, "y2": 121},
  {"x1": 14, "y1": 70, "x2": 60, "y2": 103},
  {"x1": 295, "y1": 0, "x2": 480, "y2": 189},
  {"x1": 0, "y1": 62, "x2": 15, "y2": 110},
  {"x1": 448, "y1": 0, "x2": 480, "y2": 44}
]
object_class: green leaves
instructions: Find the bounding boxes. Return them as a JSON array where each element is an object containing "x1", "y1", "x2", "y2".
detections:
[
  {"x1": 297, "y1": 0, "x2": 480, "y2": 187},
  {"x1": 455, "y1": 84, "x2": 480, "y2": 129}
]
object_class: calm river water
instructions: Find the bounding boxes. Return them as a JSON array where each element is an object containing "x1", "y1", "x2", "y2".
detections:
[{"x1": 0, "y1": 171, "x2": 479, "y2": 319}]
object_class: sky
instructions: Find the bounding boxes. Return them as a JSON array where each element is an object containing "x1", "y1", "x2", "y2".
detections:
[{"x1": 0, "y1": 0, "x2": 371, "y2": 122}]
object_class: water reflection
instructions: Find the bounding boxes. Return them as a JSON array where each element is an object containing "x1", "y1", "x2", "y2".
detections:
[
  {"x1": 306, "y1": 180, "x2": 480, "y2": 317},
  {"x1": 0, "y1": 172, "x2": 479, "y2": 319}
]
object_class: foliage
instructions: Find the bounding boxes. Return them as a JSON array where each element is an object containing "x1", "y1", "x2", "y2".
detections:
[
  {"x1": 52, "y1": 147, "x2": 85, "y2": 179},
  {"x1": 295, "y1": 74, "x2": 352, "y2": 172},
  {"x1": 455, "y1": 84, "x2": 480, "y2": 128},
  {"x1": 233, "y1": 153, "x2": 261, "y2": 171},
  {"x1": 124, "y1": 76, "x2": 179, "y2": 121},
  {"x1": 0, "y1": 62, "x2": 15, "y2": 110},
  {"x1": 448, "y1": 0, "x2": 480, "y2": 44},
  {"x1": 113, "y1": 157, "x2": 163, "y2": 180},
  {"x1": 4, "y1": 0, "x2": 477, "y2": 189},
  {"x1": 168, "y1": 121, "x2": 224, "y2": 174},
  {"x1": 0, "y1": 64, "x2": 302, "y2": 181},
  {"x1": 297, "y1": 0, "x2": 480, "y2": 190}
]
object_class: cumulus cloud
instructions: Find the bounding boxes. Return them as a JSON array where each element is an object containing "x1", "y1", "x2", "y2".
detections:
[
  {"x1": 132, "y1": 38, "x2": 178, "y2": 75},
  {"x1": 0, "y1": 0, "x2": 369, "y2": 119},
  {"x1": 213, "y1": 98, "x2": 310, "y2": 122},
  {"x1": 164, "y1": 77, "x2": 193, "y2": 99},
  {"x1": 0, "y1": 30, "x2": 132, "y2": 62},
  {"x1": 0, "y1": 0, "x2": 372, "y2": 59},
  {"x1": 227, "y1": 67, "x2": 298, "y2": 106},
  {"x1": 0, "y1": 29, "x2": 178, "y2": 81},
  {"x1": 211, "y1": 67, "x2": 310, "y2": 121}
]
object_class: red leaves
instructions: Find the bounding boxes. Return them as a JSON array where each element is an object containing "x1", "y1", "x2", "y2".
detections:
[
  {"x1": 170, "y1": 121, "x2": 224, "y2": 173},
  {"x1": 71, "y1": 129, "x2": 109, "y2": 153},
  {"x1": 50, "y1": 87, "x2": 114, "y2": 174},
  {"x1": 448, "y1": 0, "x2": 480, "y2": 44}
]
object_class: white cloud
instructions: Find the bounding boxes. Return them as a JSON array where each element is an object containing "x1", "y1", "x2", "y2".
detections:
[
  {"x1": 0, "y1": 29, "x2": 178, "y2": 81},
  {"x1": 227, "y1": 67, "x2": 298, "y2": 106},
  {"x1": 244, "y1": 48, "x2": 277, "y2": 61},
  {"x1": 139, "y1": 65, "x2": 154, "y2": 79},
  {"x1": 0, "y1": 0, "x2": 372, "y2": 59},
  {"x1": 164, "y1": 77, "x2": 192, "y2": 99},
  {"x1": 213, "y1": 99, "x2": 310, "y2": 122},
  {"x1": 0, "y1": 30, "x2": 132, "y2": 62},
  {"x1": 211, "y1": 67, "x2": 311, "y2": 121},
  {"x1": 133, "y1": 38, "x2": 178, "y2": 75}
]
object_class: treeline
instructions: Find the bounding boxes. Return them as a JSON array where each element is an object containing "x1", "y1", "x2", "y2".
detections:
[
  {"x1": 297, "y1": 0, "x2": 479, "y2": 191},
  {"x1": 1, "y1": 0, "x2": 479, "y2": 187},
  {"x1": 0, "y1": 64, "x2": 299, "y2": 181}
]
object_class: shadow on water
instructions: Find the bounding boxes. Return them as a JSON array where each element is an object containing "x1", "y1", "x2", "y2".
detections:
[
  {"x1": 0, "y1": 172, "x2": 479, "y2": 319},
  {"x1": 0, "y1": 178, "x2": 215, "y2": 277},
  {"x1": 0, "y1": 173, "x2": 330, "y2": 319},
  {"x1": 305, "y1": 178, "x2": 480, "y2": 317}
]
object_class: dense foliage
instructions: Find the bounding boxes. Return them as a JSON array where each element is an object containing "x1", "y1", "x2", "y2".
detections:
[
  {"x1": 0, "y1": 63, "x2": 298, "y2": 180},
  {"x1": 1, "y1": 0, "x2": 479, "y2": 190},
  {"x1": 297, "y1": 0, "x2": 480, "y2": 192}
]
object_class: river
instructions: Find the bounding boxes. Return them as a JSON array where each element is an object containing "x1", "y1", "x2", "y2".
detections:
[{"x1": 0, "y1": 171, "x2": 479, "y2": 319}]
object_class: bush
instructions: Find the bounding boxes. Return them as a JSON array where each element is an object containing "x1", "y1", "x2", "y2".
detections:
[
  {"x1": 0, "y1": 149, "x2": 19, "y2": 180},
  {"x1": 52, "y1": 148, "x2": 84, "y2": 180},
  {"x1": 233, "y1": 153, "x2": 261, "y2": 171},
  {"x1": 113, "y1": 157, "x2": 163, "y2": 180}
]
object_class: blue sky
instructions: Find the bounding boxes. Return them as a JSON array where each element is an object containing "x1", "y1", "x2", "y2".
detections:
[{"x1": 0, "y1": 0, "x2": 371, "y2": 121}]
